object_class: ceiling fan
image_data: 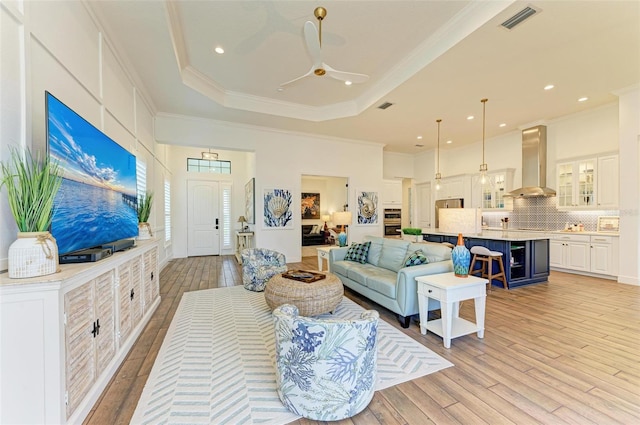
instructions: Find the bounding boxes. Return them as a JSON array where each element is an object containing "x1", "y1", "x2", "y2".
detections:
[{"x1": 279, "y1": 7, "x2": 369, "y2": 87}]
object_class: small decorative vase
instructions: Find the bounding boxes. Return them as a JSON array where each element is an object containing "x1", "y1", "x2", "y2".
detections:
[
  {"x1": 338, "y1": 231, "x2": 348, "y2": 247},
  {"x1": 138, "y1": 222, "x2": 153, "y2": 240},
  {"x1": 8, "y1": 231, "x2": 59, "y2": 279},
  {"x1": 451, "y1": 233, "x2": 470, "y2": 278}
]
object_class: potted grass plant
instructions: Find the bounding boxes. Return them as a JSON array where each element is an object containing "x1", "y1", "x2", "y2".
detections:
[
  {"x1": 0, "y1": 147, "x2": 62, "y2": 278},
  {"x1": 401, "y1": 227, "x2": 423, "y2": 242},
  {"x1": 136, "y1": 192, "x2": 154, "y2": 239}
]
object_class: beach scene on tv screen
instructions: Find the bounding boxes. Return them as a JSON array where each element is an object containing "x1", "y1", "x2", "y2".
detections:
[{"x1": 47, "y1": 94, "x2": 138, "y2": 255}]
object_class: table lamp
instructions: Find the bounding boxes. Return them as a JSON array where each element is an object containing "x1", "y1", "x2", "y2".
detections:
[
  {"x1": 237, "y1": 215, "x2": 248, "y2": 231},
  {"x1": 332, "y1": 211, "x2": 352, "y2": 247},
  {"x1": 321, "y1": 214, "x2": 331, "y2": 232}
]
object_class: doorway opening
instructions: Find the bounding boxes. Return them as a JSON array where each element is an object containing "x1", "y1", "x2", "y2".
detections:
[{"x1": 300, "y1": 174, "x2": 349, "y2": 258}]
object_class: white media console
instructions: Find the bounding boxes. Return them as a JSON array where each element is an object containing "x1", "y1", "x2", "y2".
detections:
[{"x1": 0, "y1": 239, "x2": 160, "y2": 425}]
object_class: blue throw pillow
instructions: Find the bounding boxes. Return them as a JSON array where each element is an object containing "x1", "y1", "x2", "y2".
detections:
[
  {"x1": 344, "y1": 242, "x2": 371, "y2": 264},
  {"x1": 405, "y1": 250, "x2": 428, "y2": 267}
]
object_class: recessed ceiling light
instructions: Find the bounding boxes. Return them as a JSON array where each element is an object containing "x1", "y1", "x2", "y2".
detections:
[
  {"x1": 214, "y1": 46, "x2": 224, "y2": 54},
  {"x1": 276, "y1": 87, "x2": 284, "y2": 92},
  {"x1": 344, "y1": 81, "x2": 352, "y2": 86},
  {"x1": 467, "y1": 115, "x2": 474, "y2": 120},
  {"x1": 544, "y1": 84, "x2": 554, "y2": 90},
  {"x1": 446, "y1": 140, "x2": 452, "y2": 144},
  {"x1": 499, "y1": 123, "x2": 506, "y2": 127},
  {"x1": 578, "y1": 97, "x2": 588, "y2": 102},
  {"x1": 417, "y1": 136, "x2": 423, "y2": 140}
]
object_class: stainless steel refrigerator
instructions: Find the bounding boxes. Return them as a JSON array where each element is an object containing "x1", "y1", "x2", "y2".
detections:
[{"x1": 434, "y1": 198, "x2": 464, "y2": 228}]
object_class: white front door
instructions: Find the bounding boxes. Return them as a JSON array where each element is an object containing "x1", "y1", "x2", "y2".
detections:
[
  {"x1": 415, "y1": 182, "x2": 432, "y2": 228},
  {"x1": 187, "y1": 180, "x2": 220, "y2": 256}
]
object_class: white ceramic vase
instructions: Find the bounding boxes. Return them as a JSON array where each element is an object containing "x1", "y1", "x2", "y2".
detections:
[
  {"x1": 8, "y1": 231, "x2": 59, "y2": 278},
  {"x1": 138, "y1": 222, "x2": 153, "y2": 240}
]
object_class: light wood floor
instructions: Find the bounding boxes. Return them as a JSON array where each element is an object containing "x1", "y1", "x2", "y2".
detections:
[{"x1": 84, "y1": 256, "x2": 640, "y2": 425}]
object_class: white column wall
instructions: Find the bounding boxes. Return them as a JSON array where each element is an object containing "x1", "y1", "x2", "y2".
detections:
[
  {"x1": 155, "y1": 114, "x2": 385, "y2": 262},
  {"x1": 617, "y1": 87, "x2": 640, "y2": 285}
]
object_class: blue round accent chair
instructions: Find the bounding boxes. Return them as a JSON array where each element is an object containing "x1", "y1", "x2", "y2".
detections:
[
  {"x1": 272, "y1": 304, "x2": 379, "y2": 421},
  {"x1": 241, "y1": 248, "x2": 288, "y2": 292}
]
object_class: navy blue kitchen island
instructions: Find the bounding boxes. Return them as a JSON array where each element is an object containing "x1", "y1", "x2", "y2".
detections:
[{"x1": 421, "y1": 229, "x2": 550, "y2": 289}]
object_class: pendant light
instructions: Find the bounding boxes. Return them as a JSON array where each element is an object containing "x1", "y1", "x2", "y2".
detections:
[
  {"x1": 479, "y1": 98, "x2": 488, "y2": 184},
  {"x1": 435, "y1": 119, "x2": 442, "y2": 190},
  {"x1": 202, "y1": 148, "x2": 218, "y2": 160}
]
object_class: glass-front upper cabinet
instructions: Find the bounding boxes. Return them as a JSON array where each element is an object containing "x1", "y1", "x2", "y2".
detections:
[
  {"x1": 471, "y1": 169, "x2": 514, "y2": 210},
  {"x1": 556, "y1": 159, "x2": 596, "y2": 209}
]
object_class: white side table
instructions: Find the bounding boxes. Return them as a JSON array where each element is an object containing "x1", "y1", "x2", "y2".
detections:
[
  {"x1": 416, "y1": 272, "x2": 487, "y2": 348},
  {"x1": 235, "y1": 231, "x2": 254, "y2": 263},
  {"x1": 316, "y1": 246, "x2": 337, "y2": 271}
]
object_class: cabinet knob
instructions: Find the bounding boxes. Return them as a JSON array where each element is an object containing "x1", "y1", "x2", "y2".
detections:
[{"x1": 428, "y1": 289, "x2": 432, "y2": 293}]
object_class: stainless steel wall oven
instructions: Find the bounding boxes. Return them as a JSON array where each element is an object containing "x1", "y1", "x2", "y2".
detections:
[{"x1": 383, "y1": 208, "x2": 401, "y2": 236}]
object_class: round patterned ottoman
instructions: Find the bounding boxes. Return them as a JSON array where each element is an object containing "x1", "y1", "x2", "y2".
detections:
[{"x1": 265, "y1": 272, "x2": 344, "y2": 316}]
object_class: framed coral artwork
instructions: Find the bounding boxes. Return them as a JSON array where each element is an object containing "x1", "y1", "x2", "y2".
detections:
[
  {"x1": 263, "y1": 188, "x2": 293, "y2": 229},
  {"x1": 301, "y1": 192, "x2": 320, "y2": 219},
  {"x1": 355, "y1": 189, "x2": 379, "y2": 225}
]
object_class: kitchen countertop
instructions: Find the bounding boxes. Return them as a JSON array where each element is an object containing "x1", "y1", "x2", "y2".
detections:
[
  {"x1": 421, "y1": 228, "x2": 550, "y2": 241},
  {"x1": 482, "y1": 227, "x2": 619, "y2": 237}
]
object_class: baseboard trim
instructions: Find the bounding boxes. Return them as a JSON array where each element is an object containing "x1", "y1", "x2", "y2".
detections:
[{"x1": 617, "y1": 275, "x2": 640, "y2": 286}]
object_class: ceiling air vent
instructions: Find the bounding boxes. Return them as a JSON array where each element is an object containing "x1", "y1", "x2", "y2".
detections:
[
  {"x1": 501, "y1": 6, "x2": 539, "y2": 30},
  {"x1": 377, "y1": 102, "x2": 394, "y2": 110}
]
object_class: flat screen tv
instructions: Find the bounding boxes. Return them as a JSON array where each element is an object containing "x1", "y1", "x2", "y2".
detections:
[{"x1": 46, "y1": 91, "x2": 139, "y2": 255}]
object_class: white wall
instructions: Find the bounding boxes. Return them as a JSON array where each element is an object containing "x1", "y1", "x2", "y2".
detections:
[
  {"x1": 383, "y1": 151, "x2": 414, "y2": 179},
  {"x1": 155, "y1": 114, "x2": 385, "y2": 262},
  {"x1": 0, "y1": 1, "x2": 171, "y2": 270}
]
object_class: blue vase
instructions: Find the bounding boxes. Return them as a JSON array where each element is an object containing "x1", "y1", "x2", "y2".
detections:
[
  {"x1": 338, "y1": 232, "x2": 348, "y2": 247},
  {"x1": 451, "y1": 233, "x2": 470, "y2": 277}
]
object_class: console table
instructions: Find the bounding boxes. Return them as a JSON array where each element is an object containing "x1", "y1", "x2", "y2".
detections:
[
  {"x1": 416, "y1": 272, "x2": 487, "y2": 348},
  {"x1": 0, "y1": 239, "x2": 160, "y2": 425},
  {"x1": 235, "y1": 231, "x2": 254, "y2": 263}
]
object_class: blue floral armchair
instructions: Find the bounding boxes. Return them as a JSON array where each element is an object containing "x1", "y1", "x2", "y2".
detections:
[
  {"x1": 273, "y1": 304, "x2": 379, "y2": 421},
  {"x1": 241, "y1": 248, "x2": 288, "y2": 291}
]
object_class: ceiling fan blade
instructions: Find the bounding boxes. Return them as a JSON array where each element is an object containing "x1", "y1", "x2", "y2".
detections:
[
  {"x1": 303, "y1": 21, "x2": 322, "y2": 67},
  {"x1": 323, "y1": 63, "x2": 369, "y2": 84},
  {"x1": 279, "y1": 65, "x2": 315, "y2": 87}
]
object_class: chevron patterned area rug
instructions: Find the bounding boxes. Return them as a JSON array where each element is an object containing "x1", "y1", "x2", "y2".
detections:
[{"x1": 131, "y1": 285, "x2": 453, "y2": 425}]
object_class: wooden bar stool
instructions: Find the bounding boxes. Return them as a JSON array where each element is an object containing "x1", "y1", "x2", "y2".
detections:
[{"x1": 469, "y1": 246, "x2": 507, "y2": 291}]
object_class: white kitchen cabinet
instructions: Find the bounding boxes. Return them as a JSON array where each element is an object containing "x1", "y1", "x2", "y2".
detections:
[
  {"x1": 550, "y1": 233, "x2": 619, "y2": 277},
  {"x1": 557, "y1": 159, "x2": 596, "y2": 209},
  {"x1": 0, "y1": 240, "x2": 160, "y2": 425},
  {"x1": 590, "y1": 235, "x2": 618, "y2": 276},
  {"x1": 382, "y1": 179, "x2": 403, "y2": 205},
  {"x1": 549, "y1": 234, "x2": 590, "y2": 271},
  {"x1": 596, "y1": 154, "x2": 619, "y2": 209},
  {"x1": 437, "y1": 175, "x2": 469, "y2": 201},
  {"x1": 471, "y1": 169, "x2": 515, "y2": 210}
]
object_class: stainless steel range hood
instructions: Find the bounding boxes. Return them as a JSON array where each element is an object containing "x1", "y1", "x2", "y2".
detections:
[{"x1": 506, "y1": 125, "x2": 556, "y2": 198}]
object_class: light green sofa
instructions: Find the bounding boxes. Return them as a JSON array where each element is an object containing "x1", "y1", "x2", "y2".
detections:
[{"x1": 329, "y1": 235, "x2": 453, "y2": 328}]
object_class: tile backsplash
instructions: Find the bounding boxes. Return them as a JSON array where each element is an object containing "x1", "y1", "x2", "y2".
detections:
[{"x1": 482, "y1": 197, "x2": 618, "y2": 232}]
